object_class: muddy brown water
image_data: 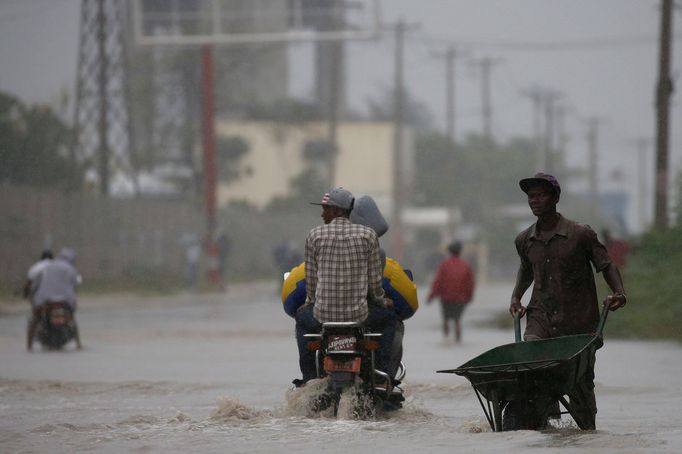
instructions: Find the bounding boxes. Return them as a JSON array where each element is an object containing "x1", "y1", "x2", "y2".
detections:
[{"x1": 1, "y1": 281, "x2": 680, "y2": 453}]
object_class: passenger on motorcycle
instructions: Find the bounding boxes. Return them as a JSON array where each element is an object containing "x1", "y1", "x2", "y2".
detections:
[
  {"x1": 290, "y1": 189, "x2": 405, "y2": 386},
  {"x1": 283, "y1": 195, "x2": 418, "y2": 382},
  {"x1": 23, "y1": 249, "x2": 53, "y2": 301},
  {"x1": 28, "y1": 247, "x2": 83, "y2": 351}
]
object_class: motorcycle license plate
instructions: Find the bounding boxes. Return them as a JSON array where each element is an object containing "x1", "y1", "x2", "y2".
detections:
[
  {"x1": 327, "y1": 335, "x2": 357, "y2": 352},
  {"x1": 324, "y1": 356, "x2": 361, "y2": 373}
]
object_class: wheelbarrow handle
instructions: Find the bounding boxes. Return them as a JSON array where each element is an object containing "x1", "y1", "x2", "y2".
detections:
[
  {"x1": 596, "y1": 299, "x2": 610, "y2": 337},
  {"x1": 513, "y1": 313, "x2": 522, "y2": 343}
]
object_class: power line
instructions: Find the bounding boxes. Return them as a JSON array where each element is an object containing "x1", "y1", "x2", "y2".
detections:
[{"x1": 418, "y1": 33, "x2": 682, "y2": 52}]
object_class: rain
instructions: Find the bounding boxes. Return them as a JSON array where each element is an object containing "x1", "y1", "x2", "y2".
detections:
[{"x1": 1, "y1": 1, "x2": 681, "y2": 453}]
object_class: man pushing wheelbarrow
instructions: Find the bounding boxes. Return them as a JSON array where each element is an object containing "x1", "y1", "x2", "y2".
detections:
[
  {"x1": 440, "y1": 172, "x2": 627, "y2": 431},
  {"x1": 505, "y1": 172, "x2": 627, "y2": 430}
]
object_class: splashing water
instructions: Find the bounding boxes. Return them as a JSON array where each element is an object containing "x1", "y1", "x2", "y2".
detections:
[
  {"x1": 209, "y1": 396, "x2": 272, "y2": 423},
  {"x1": 284, "y1": 378, "x2": 333, "y2": 417},
  {"x1": 336, "y1": 387, "x2": 377, "y2": 420}
]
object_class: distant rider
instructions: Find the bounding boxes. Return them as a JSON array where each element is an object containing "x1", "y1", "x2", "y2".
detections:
[
  {"x1": 28, "y1": 248, "x2": 83, "y2": 350},
  {"x1": 23, "y1": 249, "x2": 53, "y2": 301}
]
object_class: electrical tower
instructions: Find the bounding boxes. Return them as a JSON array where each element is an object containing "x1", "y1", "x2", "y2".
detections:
[{"x1": 74, "y1": 0, "x2": 134, "y2": 196}]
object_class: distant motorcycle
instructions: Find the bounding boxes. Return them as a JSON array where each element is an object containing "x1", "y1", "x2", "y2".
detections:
[
  {"x1": 304, "y1": 321, "x2": 405, "y2": 417},
  {"x1": 33, "y1": 301, "x2": 78, "y2": 350}
]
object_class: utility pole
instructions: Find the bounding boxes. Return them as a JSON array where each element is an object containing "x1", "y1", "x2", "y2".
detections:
[
  {"x1": 654, "y1": 0, "x2": 674, "y2": 229},
  {"x1": 521, "y1": 85, "x2": 545, "y2": 170},
  {"x1": 634, "y1": 138, "x2": 651, "y2": 231},
  {"x1": 543, "y1": 91, "x2": 562, "y2": 174},
  {"x1": 586, "y1": 118, "x2": 599, "y2": 217},
  {"x1": 433, "y1": 46, "x2": 463, "y2": 143},
  {"x1": 200, "y1": 44, "x2": 219, "y2": 284},
  {"x1": 326, "y1": 38, "x2": 342, "y2": 186},
  {"x1": 446, "y1": 46, "x2": 456, "y2": 143},
  {"x1": 316, "y1": 0, "x2": 346, "y2": 187},
  {"x1": 521, "y1": 86, "x2": 562, "y2": 172},
  {"x1": 555, "y1": 103, "x2": 568, "y2": 174},
  {"x1": 470, "y1": 57, "x2": 503, "y2": 140},
  {"x1": 389, "y1": 19, "x2": 418, "y2": 261}
]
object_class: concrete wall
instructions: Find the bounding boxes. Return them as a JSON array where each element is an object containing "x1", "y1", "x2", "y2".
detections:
[{"x1": 0, "y1": 186, "x2": 203, "y2": 288}]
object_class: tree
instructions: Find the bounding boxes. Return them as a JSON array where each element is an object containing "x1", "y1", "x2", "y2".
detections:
[
  {"x1": 0, "y1": 92, "x2": 83, "y2": 190},
  {"x1": 217, "y1": 135, "x2": 251, "y2": 184},
  {"x1": 365, "y1": 86, "x2": 434, "y2": 129},
  {"x1": 414, "y1": 131, "x2": 543, "y2": 219}
]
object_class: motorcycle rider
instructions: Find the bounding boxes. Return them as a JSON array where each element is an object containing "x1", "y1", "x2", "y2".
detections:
[
  {"x1": 282, "y1": 195, "x2": 418, "y2": 382},
  {"x1": 28, "y1": 247, "x2": 83, "y2": 351},
  {"x1": 293, "y1": 188, "x2": 398, "y2": 386},
  {"x1": 23, "y1": 249, "x2": 53, "y2": 301}
]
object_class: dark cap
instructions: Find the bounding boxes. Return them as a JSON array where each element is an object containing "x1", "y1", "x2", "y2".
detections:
[
  {"x1": 310, "y1": 187, "x2": 355, "y2": 210},
  {"x1": 519, "y1": 172, "x2": 561, "y2": 196}
]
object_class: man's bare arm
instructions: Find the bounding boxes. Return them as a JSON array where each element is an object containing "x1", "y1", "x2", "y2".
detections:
[
  {"x1": 510, "y1": 265, "x2": 533, "y2": 316},
  {"x1": 602, "y1": 263, "x2": 626, "y2": 311}
]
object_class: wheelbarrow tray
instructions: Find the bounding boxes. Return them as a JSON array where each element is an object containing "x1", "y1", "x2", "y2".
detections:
[{"x1": 439, "y1": 334, "x2": 603, "y2": 403}]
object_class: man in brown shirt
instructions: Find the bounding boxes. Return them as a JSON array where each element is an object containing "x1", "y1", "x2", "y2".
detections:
[{"x1": 508, "y1": 172, "x2": 626, "y2": 430}]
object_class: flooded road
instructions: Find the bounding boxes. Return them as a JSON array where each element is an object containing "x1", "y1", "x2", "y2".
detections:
[{"x1": 1, "y1": 281, "x2": 681, "y2": 453}]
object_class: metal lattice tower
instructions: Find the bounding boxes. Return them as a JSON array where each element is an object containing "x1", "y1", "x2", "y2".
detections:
[{"x1": 74, "y1": 0, "x2": 134, "y2": 196}]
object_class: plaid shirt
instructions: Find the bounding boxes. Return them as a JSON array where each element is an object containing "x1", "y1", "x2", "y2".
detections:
[{"x1": 305, "y1": 216, "x2": 385, "y2": 323}]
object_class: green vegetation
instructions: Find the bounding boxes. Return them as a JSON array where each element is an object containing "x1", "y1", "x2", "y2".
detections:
[
  {"x1": 604, "y1": 227, "x2": 682, "y2": 341},
  {"x1": 0, "y1": 93, "x2": 83, "y2": 190}
]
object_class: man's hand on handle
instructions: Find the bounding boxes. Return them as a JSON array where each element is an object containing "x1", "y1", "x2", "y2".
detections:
[
  {"x1": 509, "y1": 298, "x2": 526, "y2": 318},
  {"x1": 605, "y1": 293, "x2": 627, "y2": 311}
]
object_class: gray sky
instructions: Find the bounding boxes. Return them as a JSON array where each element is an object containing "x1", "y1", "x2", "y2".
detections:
[
  {"x1": 291, "y1": 0, "x2": 682, "y2": 231},
  {"x1": 1, "y1": 0, "x2": 680, "y2": 231}
]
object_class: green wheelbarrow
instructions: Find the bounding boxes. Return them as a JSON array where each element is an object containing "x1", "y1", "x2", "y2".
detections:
[{"x1": 437, "y1": 302, "x2": 610, "y2": 431}]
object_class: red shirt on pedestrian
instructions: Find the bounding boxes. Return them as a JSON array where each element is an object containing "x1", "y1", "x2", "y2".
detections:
[{"x1": 428, "y1": 256, "x2": 475, "y2": 304}]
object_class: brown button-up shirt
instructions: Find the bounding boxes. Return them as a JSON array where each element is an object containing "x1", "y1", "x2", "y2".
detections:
[{"x1": 515, "y1": 214, "x2": 611, "y2": 338}]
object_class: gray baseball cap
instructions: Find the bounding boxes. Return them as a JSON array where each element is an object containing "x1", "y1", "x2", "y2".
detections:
[
  {"x1": 310, "y1": 187, "x2": 355, "y2": 210},
  {"x1": 349, "y1": 195, "x2": 389, "y2": 237}
]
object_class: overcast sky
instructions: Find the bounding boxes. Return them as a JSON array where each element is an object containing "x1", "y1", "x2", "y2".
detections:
[{"x1": 1, "y1": 0, "x2": 680, "y2": 231}]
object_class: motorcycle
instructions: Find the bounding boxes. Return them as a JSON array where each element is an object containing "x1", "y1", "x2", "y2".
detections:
[
  {"x1": 33, "y1": 301, "x2": 77, "y2": 350},
  {"x1": 304, "y1": 321, "x2": 406, "y2": 417}
]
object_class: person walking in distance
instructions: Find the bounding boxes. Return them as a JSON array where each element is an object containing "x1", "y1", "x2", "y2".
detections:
[{"x1": 427, "y1": 241, "x2": 475, "y2": 343}]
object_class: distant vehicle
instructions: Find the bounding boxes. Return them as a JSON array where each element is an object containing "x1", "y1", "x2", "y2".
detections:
[{"x1": 33, "y1": 301, "x2": 78, "y2": 350}]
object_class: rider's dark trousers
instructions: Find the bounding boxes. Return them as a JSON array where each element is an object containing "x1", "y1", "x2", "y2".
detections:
[{"x1": 295, "y1": 303, "x2": 397, "y2": 382}]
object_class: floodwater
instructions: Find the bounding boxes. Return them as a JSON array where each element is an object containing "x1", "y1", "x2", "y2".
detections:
[{"x1": 1, "y1": 280, "x2": 681, "y2": 453}]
